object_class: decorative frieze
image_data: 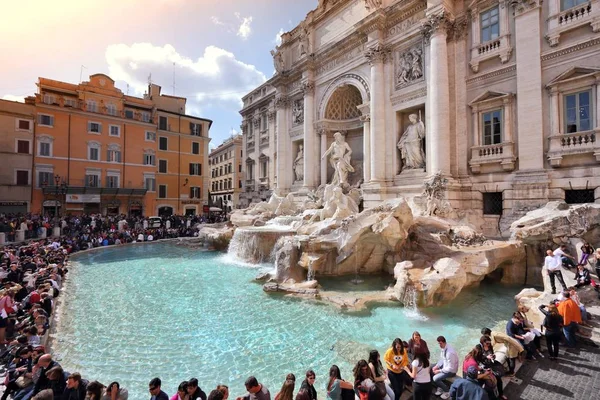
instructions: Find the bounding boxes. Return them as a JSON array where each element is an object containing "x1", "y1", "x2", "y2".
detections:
[
  {"x1": 316, "y1": 43, "x2": 366, "y2": 75},
  {"x1": 395, "y1": 43, "x2": 424, "y2": 90},
  {"x1": 391, "y1": 87, "x2": 427, "y2": 106},
  {"x1": 466, "y1": 64, "x2": 516, "y2": 85}
]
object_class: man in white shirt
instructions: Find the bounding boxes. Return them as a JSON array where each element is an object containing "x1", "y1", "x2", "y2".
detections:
[
  {"x1": 545, "y1": 249, "x2": 567, "y2": 294},
  {"x1": 553, "y1": 245, "x2": 577, "y2": 269},
  {"x1": 432, "y1": 336, "x2": 459, "y2": 399}
]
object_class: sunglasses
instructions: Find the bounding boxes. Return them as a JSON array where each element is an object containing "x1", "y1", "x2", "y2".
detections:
[{"x1": 149, "y1": 387, "x2": 157, "y2": 391}]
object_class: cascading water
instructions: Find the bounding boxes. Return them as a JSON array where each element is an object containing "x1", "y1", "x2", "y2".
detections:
[
  {"x1": 402, "y1": 285, "x2": 427, "y2": 320},
  {"x1": 227, "y1": 226, "x2": 297, "y2": 264}
]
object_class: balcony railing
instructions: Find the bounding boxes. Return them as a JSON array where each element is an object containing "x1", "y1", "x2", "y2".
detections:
[
  {"x1": 469, "y1": 141, "x2": 516, "y2": 173},
  {"x1": 41, "y1": 178, "x2": 147, "y2": 195},
  {"x1": 547, "y1": 0, "x2": 599, "y2": 46},
  {"x1": 547, "y1": 130, "x2": 600, "y2": 167}
]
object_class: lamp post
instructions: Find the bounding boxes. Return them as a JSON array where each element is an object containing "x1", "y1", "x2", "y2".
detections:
[{"x1": 53, "y1": 175, "x2": 68, "y2": 233}]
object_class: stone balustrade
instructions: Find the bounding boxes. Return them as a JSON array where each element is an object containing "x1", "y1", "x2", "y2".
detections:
[
  {"x1": 547, "y1": 130, "x2": 600, "y2": 167},
  {"x1": 559, "y1": 3, "x2": 593, "y2": 25},
  {"x1": 469, "y1": 34, "x2": 512, "y2": 73},
  {"x1": 547, "y1": 0, "x2": 599, "y2": 46},
  {"x1": 477, "y1": 39, "x2": 502, "y2": 55},
  {"x1": 469, "y1": 141, "x2": 516, "y2": 173}
]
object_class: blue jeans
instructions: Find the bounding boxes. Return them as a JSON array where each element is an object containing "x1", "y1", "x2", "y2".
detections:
[
  {"x1": 13, "y1": 386, "x2": 34, "y2": 400},
  {"x1": 432, "y1": 371, "x2": 455, "y2": 392},
  {"x1": 563, "y1": 322, "x2": 578, "y2": 347}
]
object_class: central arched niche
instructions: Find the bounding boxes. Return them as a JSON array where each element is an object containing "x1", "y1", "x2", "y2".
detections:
[{"x1": 324, "y1": 85, "x2": 363, "y2": 120}]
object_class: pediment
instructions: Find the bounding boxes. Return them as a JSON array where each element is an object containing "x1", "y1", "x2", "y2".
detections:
[
  {"x1": 258, "y1": 153, "x2": 269, "y2": 161},
  {"x1": 547, "y1": 67, "x2": 600, "y2": 87},
  {"x1": 469, "y1": 91, "x2": 511, "y2": 106},
  {"x1": 245, "y1": 157, "x2": 255, "y2": 164}
]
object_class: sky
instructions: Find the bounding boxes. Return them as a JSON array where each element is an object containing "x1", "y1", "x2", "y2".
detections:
[{"x1": 0, "y1": 0, "x2": 318, "y2": 148}]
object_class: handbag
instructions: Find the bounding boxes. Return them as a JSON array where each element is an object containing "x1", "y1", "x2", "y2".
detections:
[
  {"x1": 375, "y1": 381, "x2": 387, "y2": 398},
  {"x1": 15, "y1": 375, "x2": 32, "y2": 388}
]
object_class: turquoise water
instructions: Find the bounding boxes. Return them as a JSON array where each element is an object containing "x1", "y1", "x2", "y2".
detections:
[{"x1": 53, "y1": 243, "x2": 519, "y2": 398}]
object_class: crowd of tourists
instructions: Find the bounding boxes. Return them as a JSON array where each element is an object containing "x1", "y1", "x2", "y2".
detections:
[{"x1": 0, "y1": 220, "x2": 596, "y2": 400}]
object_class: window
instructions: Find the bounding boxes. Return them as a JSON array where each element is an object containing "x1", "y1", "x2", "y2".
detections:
[
  {"x1": 107, "y1": 149, "x2": 122, "y2": 163},
  {"x1": 239, "y1": 180, "x2": 242, "y2": 188},
  {"x1": 158, "y1": 185, "x2": 167, "y2": 198},
  {"x1": 564, "y1": 90, "x2": 592, "y2": 133},
  {"x1": 106, "y1": 175, "x2": 119, "y2": 188},
  {"x1": 480, "y1": 6, "x2": 499, "y2": 43},
  {"x1": 190, "y1": 187, "x2": 200, "y2": 198},
  {"x1": 125, "y1": 110, "x2": 134, "y2": 119},
  {"x1": 261, "y1": 161, "x2": 267, "y2": 178},
  {"x1": 190, "y1": 122, "x2": 202, "y2": 136},
  {"x1": 89, "y1": 147, "x2": 99, "y2": 160},
  {"x1": 17, "y1": 140, "x2": 30, "y2": 154},
  {"x1": 239, "y1": 164, "x2": 242, "y2": 173},
  {"x1": 159, "y1": 116, "x2": 168, "y2": 130},
  {"x1": 16, "y1": 170, "x2": 29, "y2": 186},
  {"x1": 145, "y1": 176, "x2": 156, "y2": 192},
  {"x1": 192, "y1": 142, "x2": 200, "y2": 154},
  {"x1": 109, "y1": 125, "x2": 120, "y2": 137},
  {"x1": 159, "y1": 137, "x2": 168, "y2": 150},
  {"x1": 43, "y1": 94, "x2": 55, "y2": 105},
  {"x1": 189, "y1": 163, "x2": 201, "y2": 175},
  {"x1": 141, "y1": 111, "x2": 151, "y2": 123},
  {"x1": 86, "y1": 174, "x2": 100, "y2": 187},
  {"x1": 159, "y1": 159, "x2": 167, "y2": 173},
  {"x1": 17, "y1": 120, "x2": 30, "y2": 131},
  {"x1": 561, "y1": 0, "x2": 587, "y2": 11},
  {"x1": 106, "y1": 103, "x2": 117, "y2": 116},
  {"x1": 87, "y1": 100, "x2": 97, "y2": 113},
  {"x1": 146, "y1": 131, "x2": 156, "y2": 142},
  {"x1": 38, "y1": 114, "x2": 54, "y2": 127},
  {"x1": 64, "y1": 98, "x2": 77, "y2": 108},
  {"x1": 88, "y1": 122, "x2": 102, "y2": 134},
  {"x1": 39, "y1": 142, "x2": 51, "y2": 157},
  {"x1": 144, "y1": 153, "x2": 156, "y2": 166},
  {"x1": 483, "y1": 192, "x2": 503, "y2": 215},
  {"x1": 565, "y1": 189, "x2": 595, "y2": 204},
  {"x1": 482, "y1": 110, "x2": 502, "y2": 145},
  {"x1": 261, "y1": 114, "x2": 267, "y2": 131},
  {"x1": 38, "y1": 171, "x2": 52, "y2": 187}
]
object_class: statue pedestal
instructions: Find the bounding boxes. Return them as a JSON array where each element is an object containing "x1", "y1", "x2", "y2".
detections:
[{"x1": 393, "y1": 168, "x2": 427, "y2": 186}]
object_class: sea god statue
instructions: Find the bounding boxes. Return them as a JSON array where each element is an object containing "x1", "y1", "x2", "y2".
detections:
[
  {"x1": 397, "y1": 113, "x2": 425, "y2": 171},
  {"x1": 321, "y1": 132, "x2": 354, "y2": 186}
]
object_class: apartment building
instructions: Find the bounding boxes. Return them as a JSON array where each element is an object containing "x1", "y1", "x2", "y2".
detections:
[
  {"x1": 209, "y1": 134, "x2": 243, "y2": 212},
  {"x1": 0, "y1": 99, "x2": 35, "y2": 214},
  {"x1": 29, "y1": 74, "x2": 211, "y2": 217}
]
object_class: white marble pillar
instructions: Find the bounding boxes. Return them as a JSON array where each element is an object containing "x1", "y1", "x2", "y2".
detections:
[
  {"x1": 275, "y1": 95, "x2": 292, "y2": 191},
  {"x1": 320, "y1": 132, "x2": 328, "y2": 185},
  {"x1": 514, "y1": 0, "x2": 544, "y2": 170},
  {"x1": 302, "y1": 81, "x2": 316, "y2": 189},
  {"x1": 365, "y1": 44, "x2": 387, "y2": 182},
  {"x1": 425, "y1": 15, "x2": 451, "y2": 175},
  {"x1": 596, "y1": 80, "x2": 600, "y2": 129},
  {"x1": 268, "y1": 110, "x2": 277, "y2": 186},
  {"x1": 361, "y1": 115, "x2": 371, "y2": 183},
  {"x1": 472, "y1": 108, "x2": 480, "y2": 147}
]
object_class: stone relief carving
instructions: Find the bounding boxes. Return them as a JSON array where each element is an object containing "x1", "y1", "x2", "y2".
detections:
[
  {"x1": 395, "y1": 45, "x2": 424, "y2": 89},
  {"x1": 364, "y1": 0, "x2": 383, "y2": 11},
  {"x1": 271, "y1": 48, "x2": 285, "y2": 73},
  {"x1": 397, "y1": 113, "x2": 426, "y2": 171},
  {"x1": 423, "y1": 172, "x2": 449, "y2": 216},
  {"x1": 292, "y1": 99, "x2": 304, "y2": 125},
  {"x1": 293, "y1": 144, "x2": 304, "y2": 182},
  {"x1": 321, "y1": 131, "x2": 354, "y2": 186}
]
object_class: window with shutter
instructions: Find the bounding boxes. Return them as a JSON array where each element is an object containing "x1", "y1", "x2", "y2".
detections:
[
  {"x1": 159, "y1": 116, "x2": 168, "y2": 130},
  {"x1": 192, "y1": 142, "x2": 199, "y2": 154},
  {"x1": 159, "y1": 160, "x2": 167, "y2": 173},
  {"x1": 40, "y1": 142, "x2": 51, "y2": 157},
  {"x1": 38, "y1": 171, "x2": 52, "y2": 187},
  {"x1": 17, "y1": 140, "x2": 30, "y2": 154},
  {"x1": 158, "y1": 185, "x2": 167, "y2": 198},
  {"x1": 16, "y1": 170, "x2": 29, "y2": 185},
  {"x1": 159, "y1": 137, "x2": 168, "y2": 150},
  {"x1": 18, "y1": 120, "x2": 30, "y2": 130}
]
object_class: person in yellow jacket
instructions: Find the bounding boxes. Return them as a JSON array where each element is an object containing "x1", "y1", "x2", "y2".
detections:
[{"x1": 384, "y1": 338, "x2": 408, "y2": 400}]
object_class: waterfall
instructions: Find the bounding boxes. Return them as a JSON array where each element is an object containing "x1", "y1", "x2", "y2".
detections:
[
  {"x1": 402, "y1": 285, "x2": 428, "y2": 321},
  {"x1": 227, "y1": 226, "x2": 296, "y2": 264}
]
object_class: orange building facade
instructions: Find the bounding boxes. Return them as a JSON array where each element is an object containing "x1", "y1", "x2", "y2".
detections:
[{"x1": 30, "y1": 74, "x2": 211, "y2": 217}]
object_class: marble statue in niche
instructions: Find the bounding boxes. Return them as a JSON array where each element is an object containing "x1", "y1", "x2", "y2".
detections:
[
  {"x1": 321, "y1": 132, "x2": 354, "y2": 186},
  {"x1": 396, "y1": 46, "x2": 423, "y2": 88},
  {"x1": 397, "y1": 113, "x2": 426, "y2": 171},
  {"x1": 292, "y1": 99, "x2": 304, "y2": 125},
  {"x1": 294, "y1": 144, "x2": 304, "y2": 182}
]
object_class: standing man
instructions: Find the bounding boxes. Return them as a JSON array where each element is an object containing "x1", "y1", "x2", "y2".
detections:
[
  {"x1": 545, "y1": 249, "x2": 567, "y2": 295},
  {"x1": 431, "y1": 336, "x2": 458, "y2": 400},
  {"x1": 557, "y1": 291, "x2": 583, "y2": 348},
  {"x1": 148, "y1": 377, "x2": 169, "y2": 400}
]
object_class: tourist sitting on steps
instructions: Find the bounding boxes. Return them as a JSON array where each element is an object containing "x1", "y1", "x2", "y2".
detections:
[
  {"x1": 506, "y1": 312, "x2": 538, "y2": 360},
  {"x1": 149, "y1": 377, "x2": 169, "y2": 400},
  {"x1": 448, "y1": 366, "x2": 489, "y2": 400},
  {"x1": 300, "y1": 370, "x2": 317, "y2": 400},
  {"x1": 462, "y1": 346, "x2": 498, "y2": 400},
  {"x1": 188, "y1": 378, "x2": 207, "y2": 400},
  {"x1": 516, "y1": 306, "x2": 544, "y2": 358},
  {"x1": 479, "y1": 336, "x2": 508, "y2": 400},
  {"x1": 237, "y1": 376, "x2": 271, "y2": 400},
  {"x1": 554, "y1": 245, "x2": 577, "y2": 269},
  {"x1": 431, "y1": 336, "x2": 458, "y2": 400},
  {"x1": 544, "y1": 249, "x2": 568, "y2": 294},
  {"x1": 353, "y1": 359, "x2": 375, "y2": 400},
  {"x1": 574, "y1": 264, "x2": 591, "y2": 287},
  {"x1": 325, "y1": 365, "x2": 354, "y2": 400},
  {"x1": 274, "y1": 378, "x2": 295, "y2": 400},
  {"x1": 102, "y1": 381, "x2": 128, "y2": 400}
]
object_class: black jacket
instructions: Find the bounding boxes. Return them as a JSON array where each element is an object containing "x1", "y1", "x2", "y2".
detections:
[
  {"x1": 190, "y1": 387, "x2": 207, "y2": 400},
  {"x1": 300, "y1": 380, "x2": 317, "y2": 400},
  {"x1": 61, "y1": 379, "x2": 88, "y2": 400}
]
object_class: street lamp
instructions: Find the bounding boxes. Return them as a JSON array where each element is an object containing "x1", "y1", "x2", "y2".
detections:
[{"x1": 53, "y1": 175, "x2": 68, "y2": 228}]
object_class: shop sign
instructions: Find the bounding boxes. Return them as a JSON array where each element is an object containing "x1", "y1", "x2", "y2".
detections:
[
  {"x1": 182, "y1": 200, "x2": 201, "y2": 205},
  {"x1": 0, "y1": 201, "x2": 27, "y2": 207},
  {"x1": 42, "y1": 200, "x2": 61, "y2": 207},
  {"x1": 66, "y1": 194, "x2": 101, "y2": 203},
  {"x1": 203, "y1": 205, "x2": 210, "y2": 213}
]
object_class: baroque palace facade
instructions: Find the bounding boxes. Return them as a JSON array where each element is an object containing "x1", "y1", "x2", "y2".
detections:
[
  {"x1": 241, "y1": 0, "x2": 600, "y2": 235},
  {"x1": 22, "y1": 74, "x2": 211, "y2": 217}
]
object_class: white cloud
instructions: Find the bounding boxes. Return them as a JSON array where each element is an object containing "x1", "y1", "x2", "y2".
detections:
[
  {"x1": 105, "y1": 42, "x2": 266, "y2": 113},
  {"x1": 235, "y1": 13, "x2": 253, "y2": 40},
  {"x1": 2, "y1": 95, "x2": 25, "y2": 103},
  {"x1": 210, "y1": 16, "x2": 225, "y2": 26},
  {"x1": 273, "y1": 28, "x2": 285, "y2": 46}
]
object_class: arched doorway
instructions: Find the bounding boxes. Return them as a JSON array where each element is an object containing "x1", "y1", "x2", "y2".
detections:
[{"x1": 158, "y1": 206, "x2": 173, "y2": 217}]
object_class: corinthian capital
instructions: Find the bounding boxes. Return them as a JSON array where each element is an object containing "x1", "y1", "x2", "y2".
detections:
[
  {"x1": 301, "y1": 81, "x2": 315, "y2": 96},
  {"x1": 364, "y1": 43, "x2": 389, "y2": 65},
  {"x1": 421, "y1": 11, "x2": 453, "y2": 44},
  {"x1": 275, "y1": 95, "x2": 290, "y2": 109}
]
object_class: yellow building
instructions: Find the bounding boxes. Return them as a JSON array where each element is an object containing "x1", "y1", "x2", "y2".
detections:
[
  {"x1": 28, "y1": 75, "x2": 211, "y2": 217},
  {"x1": 209, "y1": 135, "x2": 243, "y2": 212},
  {"x1": 0, "y1": 99, "x2": 35, "y2": 213}
]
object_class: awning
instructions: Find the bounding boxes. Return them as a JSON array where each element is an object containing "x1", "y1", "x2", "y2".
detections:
[{"x1": 209, "y1": 207, "x2": 222, "y2": 212}]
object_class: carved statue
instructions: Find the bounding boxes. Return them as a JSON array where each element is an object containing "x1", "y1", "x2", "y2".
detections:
[
  {"x1": 396, "y1": 46, "x2": 424, "y2": 87},
  {"x1": 292, "y1": 99, "x2": 304, "y2": 125},
  {"x1": 308, "y1": 184, "x2": 358, "y2": 223},
  {"x1": 275, "y1": 193, "x2": 297, "y2": 216},
  {"x1": 321, "y1": 132, "x2": 354, "y2": 186},
  {"x1": 247, "y1": 188, "x2": 283, "y2": 215},
  {"x1": 299, "y1": 26, "x2": 310, "y2": 57},
  {"x1": 397, "y1": 113, "x2": 426, "y2": 171},
  {"x1": 271, "y1": 48, "x2": 284, "y2": 73},
  {"x1": 364, "y1": 0, "x2": 383, "y2": 11},
  {"x1": 294, "y1": 144, "x2": 304, "y2": 182},
  {"x1": 423, "y1": 172, "x2": 448, "y2": 216}
]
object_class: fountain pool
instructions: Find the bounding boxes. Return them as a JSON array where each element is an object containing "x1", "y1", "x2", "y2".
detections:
[{"x1": 53, "y1": 243, "x2": 519, "y2": 398}]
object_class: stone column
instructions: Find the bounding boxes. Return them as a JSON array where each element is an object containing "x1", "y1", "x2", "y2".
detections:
[
  {"x1": 302, "y1": 80, "x2": 316, "y2": 189},
  {"x1": 514, "y1": 0, "x2": 544, "y2": 170},
  {"x1": 275, "y1": 95, "x2": 292, "y2": 192},
  {"x1": 472, "y1": 106, "x2": 480, "y2": 147},
  {"x1": 320, "y1": 131, "x2": 328, "y2": 185},
  {"x1": 268, "y1": 109, "x2": 277, "y2": 187},
  {"x1": 361, "y1": 114, "x2": 371, "y2": 183},
  {"x1": 423, "y1": 13, "x2": 451, "y2": 176},
  {"x1": 365, "y1": 43, "x2": 388, "y2": 182},
  {"x1": 453, "y1": 18, "x2": 469, "y2": 177},
  {"x1": 596, "y1": 79, "x2": 600, "y2": 129}
]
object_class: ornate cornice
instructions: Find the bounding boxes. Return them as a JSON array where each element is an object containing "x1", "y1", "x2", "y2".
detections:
[
  {"x1": 364, "y1": 42, "x2": 390, "y2": 65},
  {"x1": 541, "y1": 37, "x2": 600, "y2": 61},
  {"x1": 390, "y1": 87, "x2": 427, "y2": 106},
  {"x1": 511, "y1": 0, "x2": 543, "y2": 17},
  {"x1": 466, "y1": 64, "x2": 516, "y2": 85}
]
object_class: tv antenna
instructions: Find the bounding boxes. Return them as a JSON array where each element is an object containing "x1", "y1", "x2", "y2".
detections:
[
  {"x1": 172, "y1": 62, "x2": 176, "y2": 95},
  {"x1": 79, "y1": 65, "x2": 87, "y2": 83}
]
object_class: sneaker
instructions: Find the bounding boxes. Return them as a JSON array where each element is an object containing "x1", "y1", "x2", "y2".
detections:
[
  {"x1": 440, "y1": 393, "x2": 450, "y2": 400},
  {"x1": 434, "y1": 388, "x2": 443, "y2": 396},
  {"x1": 551, "y1": 289, "x2": 556, "y2": 294},
  {"x1": 537, "y1": 351, "x2": 545, "y2": 358}
]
